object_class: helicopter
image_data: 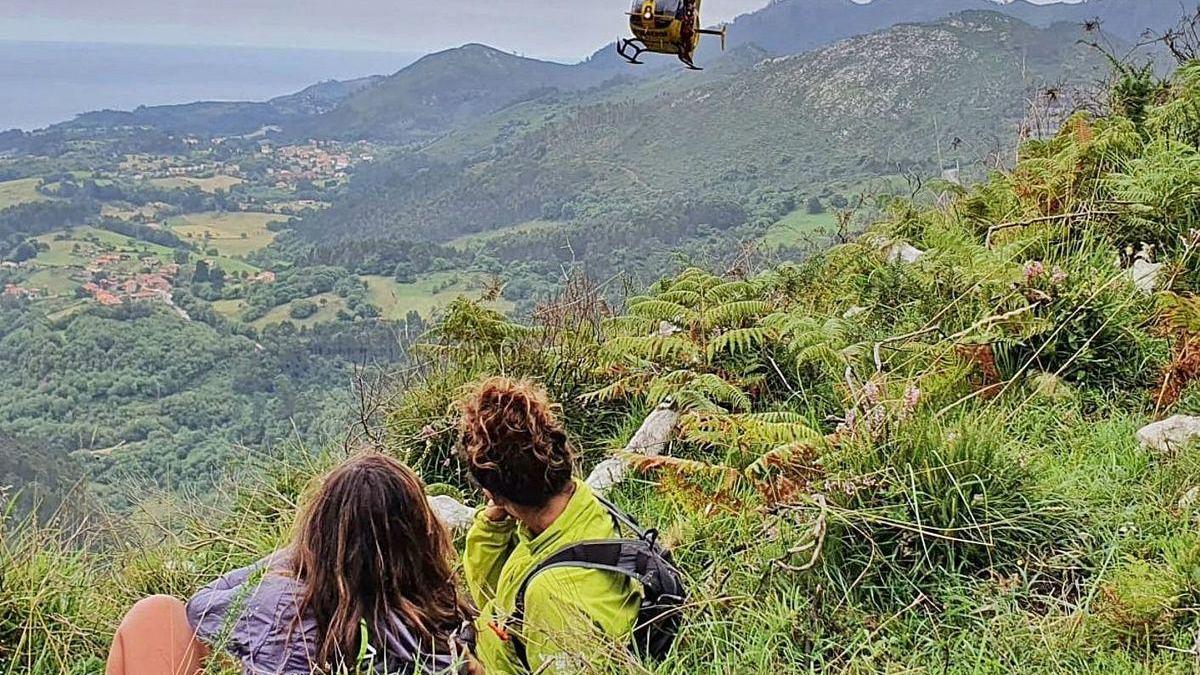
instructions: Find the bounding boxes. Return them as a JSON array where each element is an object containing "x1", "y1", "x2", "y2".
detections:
[{"x1": 618, "y1": 0, "x2": 727, "y2": 70}]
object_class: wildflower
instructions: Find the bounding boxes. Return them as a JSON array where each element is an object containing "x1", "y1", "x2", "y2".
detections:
[
  {"x1": 903, "y1": 385, "x2": 921, "y2": 414},
  {"x1": 420, "y1": 424, "x2": 438, "y2": 439},
  {"x1": 1050, "y1": 266, "x2": 1067, "y2": 285},
  {"x1": 1023, "y1": 260, "x2": 1045, "y2": 282},
  {"x1": 836, "y1": 408, "x2": 858, "y2": 436},
  {"x1": 862, "y1": 380, "x2": 881, "y2": 406}
]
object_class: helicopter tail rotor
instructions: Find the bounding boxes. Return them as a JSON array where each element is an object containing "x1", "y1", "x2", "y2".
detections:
[{"x1": 698, "y1": 26, "x2": 727, "y2": 51}]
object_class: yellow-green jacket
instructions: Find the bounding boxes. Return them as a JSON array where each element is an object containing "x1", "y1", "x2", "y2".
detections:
[{"x1": 465, "y1": 479, "x2": 640, "y2": 674}]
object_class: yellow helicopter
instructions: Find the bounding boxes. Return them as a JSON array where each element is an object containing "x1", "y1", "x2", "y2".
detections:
[{"x1": 619, "y1": 0, "x2": 727, "y2": 70}]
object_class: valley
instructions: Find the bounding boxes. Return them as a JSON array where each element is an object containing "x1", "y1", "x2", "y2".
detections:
[
  {"x1": 5, "y1": 0, "x2": 1200, "y2": 673},
  {"x1": 0, "y1": 0, "x2": 1189, "y2": 521}
]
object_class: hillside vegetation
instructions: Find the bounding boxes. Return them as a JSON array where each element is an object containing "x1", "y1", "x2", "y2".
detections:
[
  {"x1": 5, "y1": 50, "x2": 1200, "y2": 674},
  {"x1": 288, "y1": 12, "x2": 1115, "y2": 301}
]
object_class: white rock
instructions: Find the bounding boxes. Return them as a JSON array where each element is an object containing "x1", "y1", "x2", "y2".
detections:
[
  {"x1": 428, "y1": 494, "x2": 475, "y2": 530},
  {"x1": 1128, "y1": 257, "x2": 1163, "y2": 294},
  {"x1": 884, "y1": 241, "x2": 924, "y2": 264},
  {"x1": 1137, "y1": 415, "x2": 1200, "y2": 454}
]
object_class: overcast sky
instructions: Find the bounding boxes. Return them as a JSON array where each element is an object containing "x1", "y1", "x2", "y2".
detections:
[{"x1": 0, "y1": 0, "x2": 1077, "y2": 62}]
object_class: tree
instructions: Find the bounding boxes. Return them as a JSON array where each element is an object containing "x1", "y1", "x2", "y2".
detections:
[
  {"x1": 290, "y1": 300, "x2": 318, "y2": 319},
  {"x1": 8, "y1": 240, "x2": 38, "y2": 263},
  {"x1": 393, "y1": 262, "x2": 415, "y2": 284},
  {"x1": 806, "y1": 196, "x2": 825, "y2": 215},
  {"x1": 192, "y1": 260, "x2": 210, "y2": 284}
]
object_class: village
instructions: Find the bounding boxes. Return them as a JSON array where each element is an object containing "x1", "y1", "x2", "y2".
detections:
[{"x1": 121, "y1": 139, "x2": 373, "y2": 189}]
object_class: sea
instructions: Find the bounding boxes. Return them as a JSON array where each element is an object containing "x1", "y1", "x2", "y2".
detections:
[{"x1": 0, "y1": 40, "x2": 420, "y2": 131}]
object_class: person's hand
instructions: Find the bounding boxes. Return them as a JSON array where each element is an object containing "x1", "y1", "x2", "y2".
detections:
[{"x1": 482, "y1": 491, "x2": 510, "y2": 522}]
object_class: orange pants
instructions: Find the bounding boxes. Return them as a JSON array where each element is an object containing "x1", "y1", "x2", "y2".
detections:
[{"x1": 106, "y1": 595, "x2": 209, "y2": 675}]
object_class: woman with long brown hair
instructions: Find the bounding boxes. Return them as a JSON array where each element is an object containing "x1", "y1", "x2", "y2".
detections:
[{"x1": 106, "y1": 453, "x2": 475, "y2": 675}]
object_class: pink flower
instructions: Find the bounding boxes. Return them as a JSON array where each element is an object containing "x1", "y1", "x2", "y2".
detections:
[
  {"x1": 1050, "y1": 266, "x2": 1067, "y2": 285},
  {"x1": 903, "y1": 385, "x2": 921, "y2": 414},
  {"x1": 1023, "y1": 260, "x2": 1045, "y2": 283},
  {"x1": 420, "y1": 424, "x2": 438, "y2": 439},
  {"x1": 862, "y1": 381, "x2": 881, "y2": 407}
]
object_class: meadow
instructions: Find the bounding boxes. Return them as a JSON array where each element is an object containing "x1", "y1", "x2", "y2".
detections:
[
  {"x1": 148, "y1": 175, "x2": 243, "y2": 193},
  {"x1": 165, "y1": 211, "x2": 282, "y2": 257},
  {"x1": 0, "y1": 178, "x2": 46, "y2": 209},
  {"x1": 364, "y1": 272, "x2": 515, "y2": 319}
]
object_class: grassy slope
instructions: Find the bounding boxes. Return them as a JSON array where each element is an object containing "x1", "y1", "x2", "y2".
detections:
[
  {"x1": 0, "y1": 178, "x2": 47, "y2": 208},
  {"x1": 251, "y1": 292, "x2": 347, "y2": 328},
  {"x1": 148, "y1": 175, "x2": 243, "y2": 193},
  {"x1": 363, "y1": 272, "x2": 515, "y2": 319},
  {"x1": 763, "y1": 209, "x2": 838, "y2": 249},
  {"x1": 445, "y1": 219, "x2": 565, "y2": 250},
  {"x1": 165, "y1": 212, "x2": 281, "y2": 257}
]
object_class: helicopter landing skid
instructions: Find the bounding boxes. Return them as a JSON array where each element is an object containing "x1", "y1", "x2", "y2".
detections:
[
  {"x1": 677, "y1": 51, "x2": 702, "y2": 71},
  {"x1": 617, "y1": 38, "x2": 647, "y2": 65}
]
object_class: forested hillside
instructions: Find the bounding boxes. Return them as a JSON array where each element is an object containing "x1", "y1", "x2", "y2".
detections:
[
  {"x1": 290, "y1": 13, "x2": 1113, "y2": 285},
  {"x1": 0, "y1": 303, "x2": 413, "y2": 507},
  {"x1": 6, "y1": 44, "x2": 1200, "y2": 673},
  {"x1": 297, "y1": 44, "x2": 616, "y2": 142},
  {"x1": 717, "y1": 0, "x2": 1186, "y2": 56}
]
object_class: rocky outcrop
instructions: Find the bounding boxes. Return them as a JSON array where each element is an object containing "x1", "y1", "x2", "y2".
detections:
[{"x1": 1137, "y1": 415, "x2": 1200, "y2": 454}]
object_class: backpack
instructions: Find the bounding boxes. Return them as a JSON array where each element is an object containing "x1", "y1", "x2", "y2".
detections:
[{"x1": 510, "y1": 494, "x2": 687, "y2": 671}]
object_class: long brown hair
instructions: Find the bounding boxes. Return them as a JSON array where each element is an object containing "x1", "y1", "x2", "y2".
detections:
[
  {"x1": 290, "y1": 453, "x2": 470, "y2": 668},
  {"x1": 457, "y1": 377, "x2": 574, "y2": 508}
]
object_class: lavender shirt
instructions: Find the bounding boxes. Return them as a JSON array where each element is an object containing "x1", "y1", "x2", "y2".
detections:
[{"x1": 185, "y1": 553, "x2": 468, "y2": 675}]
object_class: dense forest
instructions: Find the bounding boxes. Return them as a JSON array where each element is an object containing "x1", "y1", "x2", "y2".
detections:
[{"x1": 0, "y1": 302, "x2": 417, "y2": 507}]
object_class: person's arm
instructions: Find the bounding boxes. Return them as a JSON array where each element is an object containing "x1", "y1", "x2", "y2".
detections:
[
  {"x1": 185, "y1": 551, "x2": 284, "y2": 645},
  {"x1": 464, "y1": 507, "x2": 517, "y2": 606}
]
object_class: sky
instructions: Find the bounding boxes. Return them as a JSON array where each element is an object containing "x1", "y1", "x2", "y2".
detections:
[
  {"x1": 0, "y1": 0, "x2": 1082, "y2": 62},
  {"x1": 0, "y1": 0, "x2": 773, "y2": 62}
]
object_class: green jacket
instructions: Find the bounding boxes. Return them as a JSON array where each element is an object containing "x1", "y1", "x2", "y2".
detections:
[{"x1": 465, "y1": 479, "x2": 640, "y2": 674}]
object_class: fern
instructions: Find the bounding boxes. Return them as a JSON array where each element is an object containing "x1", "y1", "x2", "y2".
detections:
[{"x1": 706, "y1": 327, "x2": 769, "y2": 360}]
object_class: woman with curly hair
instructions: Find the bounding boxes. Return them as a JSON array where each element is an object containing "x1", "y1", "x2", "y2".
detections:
[{"x1": 458, "y1": 377, "x2": 640, "y2": 674}]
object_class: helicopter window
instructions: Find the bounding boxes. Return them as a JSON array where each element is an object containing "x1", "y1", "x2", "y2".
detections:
[{"x1": 631, "y1": 0, "x2": 682, "y2": 13}]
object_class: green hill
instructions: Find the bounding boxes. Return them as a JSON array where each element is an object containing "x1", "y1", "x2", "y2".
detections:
[
  {"x1": 291, "y1": 12, "x2": 1113, "y2": 258},
  {"x1": 297, "y1": 44, "x2": 615, "y2": 142}
]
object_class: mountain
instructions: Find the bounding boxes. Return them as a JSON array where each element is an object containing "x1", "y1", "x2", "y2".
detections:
[
  {"x1": 292, "y1": 11, "x2": 1112, "y2": 254},
  {"x1": 296, "y1": 44, "x2": 619, "y2": 141},
  {"x1": 60, "y1": 75, "x2": 384, "y2": 136},
  {"x1": 581, "y1": 0, "x2": 1187, "y2": 73}
]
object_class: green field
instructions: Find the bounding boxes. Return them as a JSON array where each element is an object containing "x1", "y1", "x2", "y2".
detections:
[
  {"x1": 210, "y1": 299, "x2": 248, "y2": 321},
  {"x1": 364, "y1": 273, "x2": 514, "y2": 320},
  {"x1": 149, "y1": 175, "x2": 243, "y2": 193},
  {"x1": 24, "y1": 269, "x2": 80, "y2": 296},
  {"x1": 446, "y1": 220, "x2": 565, "y2": 250},
  {"x1": 166, "y1": 212, "x2": 282, "y2": 256},
  {"x1": 252, "y1": 293, "x2": 346, "y2": 328},
  {"x1": 32, "y1": 227, "x2": 176, "y2": 268},
  {"x1": 0, "y1": 177, "x2": 47, "y2": 208},
  {"x1": 763, "y1": 209, "x2": 838, "y2": 249}
]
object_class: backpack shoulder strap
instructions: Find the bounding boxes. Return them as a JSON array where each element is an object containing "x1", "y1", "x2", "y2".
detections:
[
  {"x1": 592, "y1": 493, "x2": 648, "y2": 538},
  {"x1": 510, "y1": 539, "x2": 652, "y2": 671}
]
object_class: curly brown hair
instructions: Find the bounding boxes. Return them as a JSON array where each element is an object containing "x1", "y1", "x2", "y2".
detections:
[{"x1": 457, "y1": 377, "x2": 574, "y2": 508}]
